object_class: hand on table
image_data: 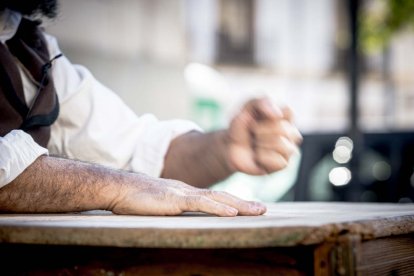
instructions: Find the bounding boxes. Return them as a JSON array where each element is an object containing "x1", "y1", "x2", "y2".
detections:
[
  {"x1": 225, "y1": 98, "x2": 302, "y2": 175},
  {"x1": 111, "y1": 174, "x2": 267, "y2": 216}
]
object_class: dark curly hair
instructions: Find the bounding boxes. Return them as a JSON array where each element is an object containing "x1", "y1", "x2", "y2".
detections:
[{"x1": 0, "y1": 0, "x2": 58, "y2": 18}]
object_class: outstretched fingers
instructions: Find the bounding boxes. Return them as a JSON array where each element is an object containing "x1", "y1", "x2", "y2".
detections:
[
  {"x1": 179, "y1": 195, "x2": 239, "y2": 216},
  {"x1": 201, "y1": 190, "x2": 267, "y2": 216},
  {"x1": 175, "y1": 187, "x2": 267, "y2": 216}
]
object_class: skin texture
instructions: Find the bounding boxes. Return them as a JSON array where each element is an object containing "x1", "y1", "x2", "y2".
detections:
[{"x1": 0, "y1": 156, "x2": 266, "y2": 216}]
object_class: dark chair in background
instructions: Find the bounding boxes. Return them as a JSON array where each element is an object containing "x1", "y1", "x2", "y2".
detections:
[{"x1": 294, "y1": 132, "x2": 414, "y2": 202}]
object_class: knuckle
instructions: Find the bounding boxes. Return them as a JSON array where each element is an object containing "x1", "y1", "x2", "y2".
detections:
[
  {"x1": 279, "y1": 123, "x2": 291, "y2": 137},
  {"x1": 207, "y1": 190, "x2": 230, "y2": 201},
  {"x1": 201, "y1": 189, "x2": 215, "y2": 197}
]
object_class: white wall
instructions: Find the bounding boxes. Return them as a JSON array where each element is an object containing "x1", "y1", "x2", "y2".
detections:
[
  {"x1": 46, "y1": 0, "x2": 186, "y2": 62},
  {"x1": 255, "y1": 0, "x2": 336, "y2": 74}
]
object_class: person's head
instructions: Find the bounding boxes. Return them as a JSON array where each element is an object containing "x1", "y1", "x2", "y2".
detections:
[{"x1": 0, "y1": 0, "x2": 58, "y2": 18}]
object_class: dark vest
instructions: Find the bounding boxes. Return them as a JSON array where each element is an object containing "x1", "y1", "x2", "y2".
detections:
[{"x1": 0, "y1": 18, "x2": 59, "y2": 147}]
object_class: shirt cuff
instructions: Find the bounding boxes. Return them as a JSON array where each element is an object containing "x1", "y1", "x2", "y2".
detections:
[
  {"x1": 130, "y1": 116, "x2": 202, "y2": 177},
  {"x1": 0, "y1": 130, "x2": 49, "y2": 188}
]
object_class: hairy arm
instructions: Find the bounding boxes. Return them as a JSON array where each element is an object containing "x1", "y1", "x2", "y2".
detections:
[
  {"x1": 0, "y1": 156, "x2": 265, "y2": 216},
  {"x1": 0, "y1": 156, "x2": 120, "y2": 213}
]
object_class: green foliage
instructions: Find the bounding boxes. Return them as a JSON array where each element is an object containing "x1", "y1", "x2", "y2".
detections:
[{"x1": 360, "y1": 0, "x2": 414, "y2": 53}]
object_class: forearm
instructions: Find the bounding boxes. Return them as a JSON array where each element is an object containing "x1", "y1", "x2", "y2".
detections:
[
  {"x1": 0, "y1": 155, "x2": 123, "y2": 213},
  {"x1": 161, "y1": 130, "x2": 235, "y2": 188}
]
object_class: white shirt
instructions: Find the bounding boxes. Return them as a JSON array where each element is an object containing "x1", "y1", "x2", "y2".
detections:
[{"x1": 0, "y1": 10, "x2": 200, "y2": 187}]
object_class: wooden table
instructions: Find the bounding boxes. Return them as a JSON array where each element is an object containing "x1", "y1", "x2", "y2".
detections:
[{"x1": 0, "y1": 202, "x2": 413, "y2": 275}]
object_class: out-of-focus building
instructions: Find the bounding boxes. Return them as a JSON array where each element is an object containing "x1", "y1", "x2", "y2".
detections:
[{"x1": 46, "y1": 0, "x2": 414, "y2": 203}]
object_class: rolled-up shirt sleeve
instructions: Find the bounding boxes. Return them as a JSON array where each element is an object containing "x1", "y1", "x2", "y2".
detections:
[
  {"x1": 0, "y1": 130, "x2": 48, "y2": 188},
  {"x1": 128, "y1": 115, "x2": 202, "y2": 177},
  {"x1": 45, "y1": 34, "x2": 201, "y2": 177}
]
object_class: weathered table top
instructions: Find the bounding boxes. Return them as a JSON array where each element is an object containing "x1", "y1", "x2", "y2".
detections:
[{"x1": 0, "y1": 202, "x2": 413, "y2": 248}]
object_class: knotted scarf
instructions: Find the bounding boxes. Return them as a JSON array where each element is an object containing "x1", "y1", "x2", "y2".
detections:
[{"x1": 0, "y1": 18, "x2": 59, "y2": 147}]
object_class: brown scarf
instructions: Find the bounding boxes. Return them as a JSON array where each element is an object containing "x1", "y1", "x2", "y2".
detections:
[{"x1": 0, "y1": 18, "x2": 59, "y2": 147}]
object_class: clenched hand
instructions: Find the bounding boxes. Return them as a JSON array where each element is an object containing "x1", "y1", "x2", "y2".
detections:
[{"x1": 225, "y1": 98, "x2": 302, "y2": 175}]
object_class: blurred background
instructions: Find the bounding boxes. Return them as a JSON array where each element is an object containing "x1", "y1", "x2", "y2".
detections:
[{"x1": 45, "y1": 0, "x2": 414, "y2": 203}]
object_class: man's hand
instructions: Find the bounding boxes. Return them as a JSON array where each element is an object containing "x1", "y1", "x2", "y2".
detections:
[
  {"x1": 162, "y1": 98, "x2": 302, "y2": 187},
  {"x1": 225, "y1": 98, "x2": 302, "y2": 175},
  {"x1": 112, "y1": 175, "x2": 266, "y2": 216}
]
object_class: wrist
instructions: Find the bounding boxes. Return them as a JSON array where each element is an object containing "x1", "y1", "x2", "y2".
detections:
[
  {"x1": 215, "y1": 130, "x2": 237, "y2": 175},
  {"x1": 93, "y1": 168, "x2": 133, "y2": 211}
]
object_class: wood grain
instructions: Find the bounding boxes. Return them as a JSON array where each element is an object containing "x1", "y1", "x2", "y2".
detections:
[{"x1": 357, "y1": 234, "x2": 414, "y2": 275}]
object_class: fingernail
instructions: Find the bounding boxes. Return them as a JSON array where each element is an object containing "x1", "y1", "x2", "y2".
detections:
[
  {"x1": 249, "y1": 207, "x2": 262, "y2": 215},
  {"x1": 252, "y1": 202, "x2": 266, "y2": 214},
  {"x1": 226, "y1": 207, "x2": 238, "y2": 216}
]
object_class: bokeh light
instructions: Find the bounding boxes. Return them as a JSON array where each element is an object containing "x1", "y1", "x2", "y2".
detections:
[{"x1": 329, "y1": 167, "x2": 352, "y2": 186}]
